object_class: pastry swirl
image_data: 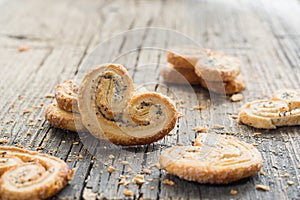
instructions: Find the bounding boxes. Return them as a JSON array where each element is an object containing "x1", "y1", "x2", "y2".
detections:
[
  {"x1": 238, "y1": 99, "x2": 300, "y2": 129},
  {"x1": 55, "y1": 80, "x2": 79, "y2": 113},
  {"x1": 0, "y1": 146, "x2": 73, "y2": 200},
  {"x1": 159, "y1": 134, "x2": 262, "y2": 184},
  {"x1": 78, "y1": 64, "x2": 178, "y2": 146}
]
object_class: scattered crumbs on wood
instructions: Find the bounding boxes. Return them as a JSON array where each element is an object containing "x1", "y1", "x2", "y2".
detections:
[
  {"x1": 108, "y1": 154, "x2": 115, "y2": 159},
  {"x1": 28, "y1": 122, "x2": 35, "y2": 126},
  {"x1": 212, "y1": 125, "x2": 225, "y2": 129},
  {"x1": 260, "y1": 170, "x2": 265, "y2": 175},
  {"x1": 287, "y1": 181, "x2": 294, "y2": 185},
  {"x1": 45, "y1": 93, "x2": 55, "y2": 98},
  {"x1": 23, "y1": 109, "x2": 32, "y2": 114},
  {"x1": 31, "y1": 105, "x2": 42, "y2": 109},
  {"x1": 230, "y1": 93, "x2": 244, "y2": 102},
  {"x1": 150, "y1": 186, "x2": 155, "y2": 190},
  {"x1": 225, "y1": 130, "x2": 235, "y2": 135},
  {"x1": 107, "y1": 166, "x2": 115, "y2": 173},
  {"x1": 143, "y1": 169, "x2": 151, "y2": 175},
  {"x1": 127, "y1": 168, "x2": 132, "y2": 173},
  {"x1": 255, "y1": 184, "x2": 270, "y2": 191},
  {"x1": 10, "y1": 104, "x2": 14, "y2": 109},
  {"x1": 230, "y1": 189, "x2": 238, "y2": 195},
  {"x1": 123, "y1": 189, "x2": 133, "y2": 196},
  {"x1": 67, "y1": 159, "x2": 72, "y2": 162},
  {"x1": 298, "y1": 164, "x2": 300, "y2": 169},
  {"x1": 193, "y1": 126, "x2": 208, "y2": 133},
  {"x1": 73, "y1": 141, "x2": 79, "y2": 145},
  {"x1": 77, "y1": 154, "x2": 83, "y2": 160},
  {"x1": 134, "y1": 174, "x2": 145, "y2": 185},
  {"x1": 18, "y1": 45, "x2": 29, "y2": 52},
  {"x1": 0, "y1": 138, "x2": 8, "y2": 144},
  {"x1": 122, "y1": 161, "x2": 129, "y2": 165},
  {"x1": 119, "y1": 175, "x2": 126, "y2": 185},
  {"x1": 252, "y1": 143, "x2": 258, "y2": 146},
  {"x1": 36, "y1": 146, "x2": 44, "y2": 150},
  {"x1": 163, "y1": 179, "x2": 175, "y2": 186},
  {"x1": 253, "y1": 132, "x2": 262, "y2": 137},
  {"x1": 283, "y1": 173, "x2": 290, "y2": 177},
  {"x1": 192, "y1": 105, "x2": 206, "y2": 110},
  {"x1": 18, "y1": 95, "x2": 24, "y2": 100},
  {"x1": 231, "y1": 114, "x2": 239, "y2": 119},
  {"x1": 146, "y1": 152, "x2": 150, "y2": 155}
]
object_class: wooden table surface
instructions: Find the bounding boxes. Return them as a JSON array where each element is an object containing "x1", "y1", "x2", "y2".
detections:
[{"x1": 0, "y1": 0, "x2": 300, "y2": 199}]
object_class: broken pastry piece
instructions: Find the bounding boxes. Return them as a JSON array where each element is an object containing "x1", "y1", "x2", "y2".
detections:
[
  {"x1": 55, "y1": 80, "x2": 79, "y2": 113},
  {"x1": 0, "y1": 146, "x2": 73, "y2": 200},
  {"x1": 78, "y1": 64, "x2": 178, "y2": 146},
  {"x1": 238, "y1": 99, "x2": 300, "y2": 129},
  {"x1": 159, "y1": 133, "x2": 262, "y2": 184}
]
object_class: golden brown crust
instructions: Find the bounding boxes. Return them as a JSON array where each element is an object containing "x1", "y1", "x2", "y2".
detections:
[
  {"x1": 0, "y1": 146, "x2": 73, "y2": 200},
  {"x1": 159, "y1": 134, "x2": 262, "y2": 184},
  {"x1": 194, "y1": 50, "x2": 241, "y2": 82},
  {"x1": 199, "y1": 75, "x2": 246, "y2": 95},
  {"x1": 45, "y1": 103, "x2": 86, "y2": 132},
  {"x1": 167, "y1": 46, "x2": 207, "y2": 70},
  {"x1": 160, "y1": 64, "x2": 200, "y2": 85},
  {"x1": 55, "y1": 80, "x2": 79, "y2": 113},
  {"x1": 272, "y1": 89, "x2": 300, "y2": 109},
  {"x1": 238, "y1": 99, "x2": 300, "y2": 129},
  {"x1": 78, "y1": 64, "x2": 178, "y2": 146}
]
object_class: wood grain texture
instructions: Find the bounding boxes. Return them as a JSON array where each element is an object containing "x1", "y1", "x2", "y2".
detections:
[{"x1": 0, "y1": 0, "x2": 299, "y2": 199}]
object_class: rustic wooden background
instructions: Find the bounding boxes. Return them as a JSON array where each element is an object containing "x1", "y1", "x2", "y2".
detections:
[{"x1": 0, "y1": 0, "x2": 300, "y2": 199}]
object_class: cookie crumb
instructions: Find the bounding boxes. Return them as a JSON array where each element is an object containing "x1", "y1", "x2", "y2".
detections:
[
  {"x1": 212, "y1": 125, "x2": 225, "y2": 129},
  {"x1": 134, "y1": 174, "x2": 145, "y2": 185},
  {"x1": 298, "y1": 164, "x2": 300, "y2": 169},
  {"x1": 163, "y1": 179, "x2": 175, "y2": 186},
  {"x1": 0, "y1": 138, "x2": 8, "y2": 144},
  {"x1": 255, "y1": 184, "x2": 270, "y2": 191},
  {"x1": 193, "y1": 126, "x2": 208, "y2": 133},
  {"x1": 260, "y1": 170, "x2": 265, "y2": 175},
  {"x1": 192, "y1": 105, "x2": 206, "y2": 110},
  {"x1": 45, "y1": 93, "x2": 55, "y2": 98},
  {"x1": 122, "y1": 161, "x2": 129, "y2": 165},
  {"x1": 108, "y1": 154, "x2": 115, "y2": 159},
  {"x1": 18, "y1": 45, "x2": 29, "y2": 52},
  {"x1": 283, "y1": 173, "x2": 290, "y2": 177},
  {"x1": 23, "y1": 109, "x2": 32, "y2": 114},
  {"x1": 177, "y1": 113, "x2": 184, "y2": 118},
  {"x1": 287, "y1": 181, "x2": 294, "y2": 185},
  {"x1": 231, "y1": 93, "x2": 243, "y2": 102},
  {"x1": 123, "y1": 189, "x2": 133, "y2": 196},
  {"x1": 143, "y1": 169, "x2": 151, "y2": 175},
  {"x1": 230, "y1": 189, "x2": 238, "y2": 195},
  {"x1": 107, "y1": 166, "x2": 115, "y2": 173},
  {"x1": 253, "y1": 132, "x2": 262, "y2": 137},
  {"x1": 231, "y1": 115, "x2": 239, "y2": 119},
  {"x1": 119, "y1": 175, "x2": 126, "y2": 185}
]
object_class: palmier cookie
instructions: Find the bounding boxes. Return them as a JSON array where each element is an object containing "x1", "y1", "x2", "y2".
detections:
[
  {"x1": 0, "y1": 146, "x2": 73, "y2": 200},
  {"x1": 195, "y1": 50, "x2": 241, "y2": 82},
  {"x1": 160, "y1": 64, "x2": 200, "y2": 85},
  {"x1": 272, "y1": 89, "x2": 300, "y2": 109},
  {"x1": 159, "y1": 133, "x2": 262, "y2": 184},
  {"x1": 78, "y1": 64, "x2": 178, "y2": 146},
  {"x1": 238, "y1": 99, "x2": 300, "y2": 129},
  {"x1": 45, "y1": 103, "x2": 86, "y2": 132},
  {"x1": 167, "y1": 46, "x2": 208, "y2": 70},
  {"x1": 199, "y1": 75, "x2": 245, "y2": 95},
  {"x1": 55, "y1": 80, "x2": 78, "y2": 112}
]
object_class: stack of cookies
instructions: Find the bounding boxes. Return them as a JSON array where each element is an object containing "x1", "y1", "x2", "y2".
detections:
[{"x1": 161, "y1": 46, "x2": 246, "y2": 95}]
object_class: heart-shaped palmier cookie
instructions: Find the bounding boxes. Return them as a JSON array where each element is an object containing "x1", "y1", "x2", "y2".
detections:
[
  {"x1": 239, "y1": 99, "x2": 300, "y2": 129},
  {"x1": 159, "y1": 133, "x2": 262, "y2": 184},
  {"x1": 0, "y1": 146, "x2": 73, "y2": 200},
  {"x1": 78, "y1": 64, "x2": 178, "y2": 146}
]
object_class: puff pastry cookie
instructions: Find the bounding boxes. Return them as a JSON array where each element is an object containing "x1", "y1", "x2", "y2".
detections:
[
  {"x1": 194, "y1": 50, "x2": 241, "y2": 82},
  {"x1": 238, "y1": 99, "x2": 300, "y2": 129},
  {"x1": 159, "y1": 133, "x2": 262, "y2": 184},
  {"x1": 78, "y1": 64, "x2": 178, "y2": 146},
  {"x1": 0, "y1": 146, "x2": 73, "y2": 200}
]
